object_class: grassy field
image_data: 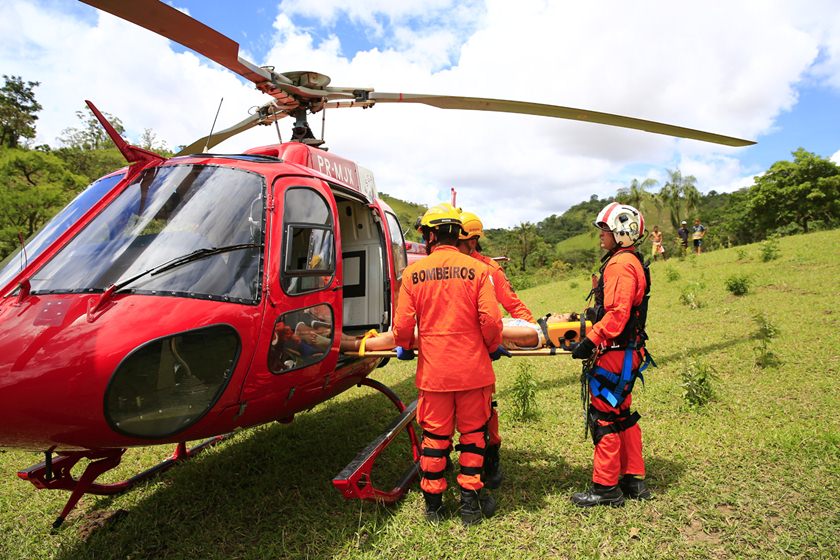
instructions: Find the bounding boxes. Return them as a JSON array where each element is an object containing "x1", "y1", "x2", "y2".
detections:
[{"x1": 1, "y1": 230, "x2": 838, "y2": 559}]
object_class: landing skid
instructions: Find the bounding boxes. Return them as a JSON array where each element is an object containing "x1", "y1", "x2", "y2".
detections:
[
  {"x1": 332, "y1": 378, "x2": 420, "y2": 502},
  {"x1": 18, "y1": 435, "x2": 231, "y2": 528}
]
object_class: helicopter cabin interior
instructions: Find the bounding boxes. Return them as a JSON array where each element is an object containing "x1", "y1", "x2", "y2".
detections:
[{"x1": 334, "y1": 192, "x2": 389, "y2": 338}]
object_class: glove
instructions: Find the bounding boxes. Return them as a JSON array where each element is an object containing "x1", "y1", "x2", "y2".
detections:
[
  {"x1": 395, "y1": 346, "x2": 415, "y2": 360},
  {"x1": 489, "y1": 346, "x2": 512, "y2": 361},
  {"x1": 571, "y1": 337, "x2": 596, "y2": 360}
]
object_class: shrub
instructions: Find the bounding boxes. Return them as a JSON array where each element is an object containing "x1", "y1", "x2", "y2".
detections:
[
  {"x1": 550, "y1": 260, "x2": 571, "y2": 275},
  {"x1": 511, "y1": 362, "x2": 539, "y2": 421},
  {"x1": 725, "y1": 274, "x2": 751, "y2": 296},
  {"x1": 680, "y1": 359, "x2": 719, "y2": 408},
  {"x1": 569, "y1": 280, "x2": 579, "y2": 289},
  {"x1": 753, "y1": 312, "x2": 781, "y2": 368},
  {"x1": 679, "y1": 282, "x2": 705, "y2": 309},
  {"x1": 665, "y1": 266, "x2": 680, "y2": 282},
  {"x1": 760, "y1": 236, "x2": 781, "y2": 262},
  {"x1": 736, "y1": 247, "x2": 749, "y2": 261}
]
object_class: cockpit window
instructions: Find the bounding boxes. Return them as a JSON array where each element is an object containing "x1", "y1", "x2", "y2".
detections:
[
  {"x1": 28, "y1": 165, "x2": 264, "y2": 304},
  {"x1": 0, "y1": 171, "x2": 126, "y2": 293},
  {"x1": 281, "y1": 187, "x2": 335, "y2": 295}
]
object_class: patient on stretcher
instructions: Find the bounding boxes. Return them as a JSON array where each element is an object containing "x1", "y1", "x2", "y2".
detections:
[{"x1": 330, "y1": 312, "x2": 584, "y2": 354}]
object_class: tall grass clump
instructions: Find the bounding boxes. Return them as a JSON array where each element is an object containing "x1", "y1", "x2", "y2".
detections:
[
  {"x1": 736, "y1": 247, "x2": 749, "y2": 261},
  {"x1": 665, "y1": 266, "x2": 680, "y2": 282},
  {"x1": 753, "y1": 312, "x2": 781, "y2": 368},
  {"x1": 725, "y1": 274, "x2": 752, "y2": 296},
  {"x1": 680, "y1": 358, "x2": 719, "y2": 408},
  {"x1": 679, "y1": 281, "x2": 705, "y2": 309},
  {"x1": 510, "y1": 361, "x2": 539, "y2": 421},
  {"x1": 760, "y1": 235, "x2": 781, "y2": 262}
]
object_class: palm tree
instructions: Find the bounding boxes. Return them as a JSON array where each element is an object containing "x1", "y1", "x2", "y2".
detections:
[
  {"x1": 617, "y1": 178, "x2": 659, "y2": 214},
  {"x1": 658, "y1": 169, "x2": 699, "y2": 230}
]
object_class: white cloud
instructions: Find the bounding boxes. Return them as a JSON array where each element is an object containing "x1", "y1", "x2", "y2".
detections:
[{"x1": 2, "y1": 0, "x2": 839, "y2": 227}]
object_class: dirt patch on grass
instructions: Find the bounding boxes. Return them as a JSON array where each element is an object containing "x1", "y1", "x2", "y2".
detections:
[
  {"x1": 681, "y1": 518, "x2": 721, "y2": 545},
  {"x1": 75, "y1": 509, "x2": 128, "y2": 541}
]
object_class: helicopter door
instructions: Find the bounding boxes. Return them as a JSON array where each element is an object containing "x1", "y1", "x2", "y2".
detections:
[
  {"x1": 380, "y1": 209, "x2": 409, "y2": 320},
  {"x1": 246, "y1": 179, "x2": 342, "y2": 416}
]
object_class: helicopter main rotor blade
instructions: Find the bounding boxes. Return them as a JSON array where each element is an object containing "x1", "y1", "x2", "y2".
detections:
[
  {"x1": 80, "y1": 0, "x2": 281, "y2": 87},
  {"x1": 366, "y1": 93, "x2": 755, "y2": 147},
  {"x1": 176, "y1": 110, "x2": 280, "y2": 156}
]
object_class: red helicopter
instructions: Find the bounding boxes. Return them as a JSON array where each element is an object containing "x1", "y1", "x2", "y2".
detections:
[{"x1": 0, "y1": 0, "x2": 754, "y2": 528}]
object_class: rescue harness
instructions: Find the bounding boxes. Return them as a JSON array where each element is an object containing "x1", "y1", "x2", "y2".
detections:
[{"x1": 580, "y1": 248, "x2": 656, "y2": 439}]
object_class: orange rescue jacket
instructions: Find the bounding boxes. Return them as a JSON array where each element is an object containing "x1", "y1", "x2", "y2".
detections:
[
  {"x1": 470, "y1": 250, "x2": 535, "y2": 323},
  {"x1": 587, "y1": 248, "x2": 647, "y2": 347},
  {"x1": 393, "y1": 245, "x2": 502, "y2": 392}
]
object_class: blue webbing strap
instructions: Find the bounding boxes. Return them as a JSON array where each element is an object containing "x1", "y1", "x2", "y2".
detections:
[
  {"x1": 588, "y1": 376, "x2": 619, "y2": 408},
  {"x1": 588, "y1": 345, "x2": 655, "y2": 408}
]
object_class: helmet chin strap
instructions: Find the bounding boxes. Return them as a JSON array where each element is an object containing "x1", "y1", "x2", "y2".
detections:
[{"x1": 422, "y1": 228, "x2": 438, "y2": 254}]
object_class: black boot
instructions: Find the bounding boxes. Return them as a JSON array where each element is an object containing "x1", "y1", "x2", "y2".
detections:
[
  {"x1": 571, "y1": 483, "x2": 625, "y2": 507},
  {"x1": 482, "y1": 444, "x2": 504, "y2": 489},
  {"x1": 459, "y1": 487, "x2": 497, "y2": 526},
  {"x1": 423, "y1": 491, "x2": 445, "y2": 523},
  {"x1": 620, "y1": 475, "x2": 652, "y2": 500}
]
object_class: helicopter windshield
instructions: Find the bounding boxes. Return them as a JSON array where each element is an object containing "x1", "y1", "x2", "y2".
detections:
[
  {"x1": 0, "y1": 171, "x2": 126, "y2": 292},
  {"x1": 28, "y1": 164, "x2": 264, "y2": 304}
]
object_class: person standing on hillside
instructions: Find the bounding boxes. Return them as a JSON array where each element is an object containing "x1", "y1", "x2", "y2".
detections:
[
  {"x1": 393, "y1": 203, "x2": 504, "y2": 525},
  {"x1": 650, "y1": 225, "x2": 665, "y2": 262},
  {"x1": 692, "y1": 218, "x2": 706, "y2": 254},
  {"x1": 457, "y1": 209, "x2": 534, "y2": 490},
  {"x1": 570, "y1": 202, "x2": 655, "y2": 507},
  {"x1": 677, "y1": 220, "x2": 690, "y2": 256}
]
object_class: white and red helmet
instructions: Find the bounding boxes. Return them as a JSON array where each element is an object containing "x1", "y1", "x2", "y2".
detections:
[{"x1": 594, "y1": 202, "x2": 645, "y2": 247}]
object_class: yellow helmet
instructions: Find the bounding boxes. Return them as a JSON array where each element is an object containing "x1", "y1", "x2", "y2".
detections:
[
  {"x1": 417, "y1": 202, "x2": 462, "y2": 230},
  {"x1": 459, "y1": 211, "x2": 484, "y2": 240}
]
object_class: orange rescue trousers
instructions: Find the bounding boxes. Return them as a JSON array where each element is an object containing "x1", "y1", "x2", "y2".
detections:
[
  {"x1": 590, "y1": 350, "x2": 645, "y2": 487},
  {"x1": 417, "y1": 386, "x2": 494, "y2": 494},
  {"x1": 487, "y1": 384, "x2": 501, "y2": 447}
]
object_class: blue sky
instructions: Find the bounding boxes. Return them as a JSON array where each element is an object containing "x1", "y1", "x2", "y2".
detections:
[{"x1": 2, "y1": 0, "x2": 839, "y2": 227}]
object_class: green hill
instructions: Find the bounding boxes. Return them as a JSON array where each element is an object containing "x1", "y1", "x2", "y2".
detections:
[
  {"x1": 379, "y1": 192, "x2": 426, "y2": 242},
  {"x1": 554, "y1": 229, "x2": 600, "y2": 267}
]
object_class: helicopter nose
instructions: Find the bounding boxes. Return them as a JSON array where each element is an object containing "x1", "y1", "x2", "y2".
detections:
[
  {"x1": 104, "y1": 324, "x2": 240, "y2": 439},
  {"x1": 0, "y1": 294, "x2": 247, "y2": 450}
]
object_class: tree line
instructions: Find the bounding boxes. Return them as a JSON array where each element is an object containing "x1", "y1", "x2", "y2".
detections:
[
  {"x1": 1, "y1": 74, "x2": 838, "y2": 274},
  {"x1": 481, "y1": 153, "x2": 839, "y2": 285},
  {"x1": 0, "y1": 75, "x2": 173, "y2": 258}
]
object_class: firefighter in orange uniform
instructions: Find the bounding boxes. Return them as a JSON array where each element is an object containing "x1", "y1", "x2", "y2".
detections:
[
  {"x1": 570, "y1": 202, "x2": 655, "y2": 507},
  {"x1": 393, "y1": 203, "x2": 504, "y2": 525},
  {"x1": 457, "y1": 210, "x2": 534, "y2": 490}
]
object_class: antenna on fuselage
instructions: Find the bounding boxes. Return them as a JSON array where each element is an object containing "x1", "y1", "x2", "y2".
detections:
[{"x1": 204, "y1": 98, "x2": 224, "y2": 153}]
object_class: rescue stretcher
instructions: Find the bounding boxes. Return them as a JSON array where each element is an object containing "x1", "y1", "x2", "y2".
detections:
[
  {"x1": 332, "y1": 317, "x2": 590, "y2": 502},
  {"x1": 344, "y1": 318, "x2": 591, "y2": 358}
]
